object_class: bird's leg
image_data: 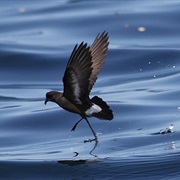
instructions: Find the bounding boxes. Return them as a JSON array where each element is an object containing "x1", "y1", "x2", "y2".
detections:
[
  {"x1": 71, "y1": 117, "x2": 83, "y2": 131},
  {"x1": 84, "y1": 118, "x2": 98, "y2": 143}
]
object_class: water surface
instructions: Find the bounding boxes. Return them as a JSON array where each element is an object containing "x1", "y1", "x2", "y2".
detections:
[{"x1": 0, "y1": 0, "x2": 180, "y2": 179}]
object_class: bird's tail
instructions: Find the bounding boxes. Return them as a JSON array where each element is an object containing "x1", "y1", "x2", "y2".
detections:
[{"x1": 91, "y1": 96, "x2": 113, "y2": 120}]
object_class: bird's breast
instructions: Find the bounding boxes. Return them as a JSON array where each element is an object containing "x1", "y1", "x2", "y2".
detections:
[{"x1": 56, "y1": 96, "x2": 82, "y2": 115}]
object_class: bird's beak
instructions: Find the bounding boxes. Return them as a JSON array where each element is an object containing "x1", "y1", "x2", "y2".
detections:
[{"x1": 44, "y1": 99, "x2": 48, "y2": 105}]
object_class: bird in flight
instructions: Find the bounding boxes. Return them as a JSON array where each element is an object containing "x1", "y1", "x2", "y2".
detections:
[{"x1": 45, "y1": 32, "x2": 113, "y2": 142}]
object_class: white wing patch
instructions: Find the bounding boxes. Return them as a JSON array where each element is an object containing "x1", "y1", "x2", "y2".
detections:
[
  {"x1": 71, "y1": 72, "x2": 82, "y2": 104},
  {"x1": 85, "y1": 103, "x2": 102, "y2": 116}
]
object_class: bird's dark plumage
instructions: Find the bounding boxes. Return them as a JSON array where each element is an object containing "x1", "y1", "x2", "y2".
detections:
[{"x1": 45, "y1": 32, "x2": 113, "y2": 142}]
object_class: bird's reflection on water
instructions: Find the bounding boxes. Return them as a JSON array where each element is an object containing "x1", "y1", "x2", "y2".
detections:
[
  {"x1": 57, "y1": 139, "x2": 99, "y2": 166},
  {"x1": 58, "y1": 145, "x2": 101, "y2": 167}
]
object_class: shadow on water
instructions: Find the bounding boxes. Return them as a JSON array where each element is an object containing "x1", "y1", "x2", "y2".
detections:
[{"x1": 58, "y1": 158, "x2": 101, "y2": 166}]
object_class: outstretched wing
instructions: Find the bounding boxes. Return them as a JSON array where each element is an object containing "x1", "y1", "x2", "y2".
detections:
[
  {"x1": 63, "y1": 32, "x2": 109, "y2": 106},
  {"x1": 88, "y1": 32, "x2": 109, "y2": 92},
  {"x1": 63, "y1": 42, "x2": 92, "y2": 105}
]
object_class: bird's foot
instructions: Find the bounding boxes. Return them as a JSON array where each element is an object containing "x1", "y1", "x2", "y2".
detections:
[
  {"x1": 84, "y1": 138, "x2": 96, "y2": 143},
  {"x1": 84, "y1": 137, "x2": 98, "y2": 143}
]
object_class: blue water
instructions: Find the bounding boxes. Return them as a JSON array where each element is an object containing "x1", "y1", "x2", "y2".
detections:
[{"x1": 0, "y1": 0, "x2": 180, "y2": 179}]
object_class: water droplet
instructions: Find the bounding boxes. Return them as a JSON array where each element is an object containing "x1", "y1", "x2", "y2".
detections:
[{"x1": 137, "y1": 27, "x2": 146, "y2": 32}]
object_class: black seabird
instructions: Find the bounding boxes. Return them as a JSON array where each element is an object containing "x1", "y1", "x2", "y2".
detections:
[{"x1": 45, "y1": 32, "x2": 113, "y2": 142}]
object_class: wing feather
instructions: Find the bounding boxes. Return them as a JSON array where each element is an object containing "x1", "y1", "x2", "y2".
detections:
[
  {"x1": 63, "y1": 43, "x2": 92, "y2": 105},
  {"x1": 89, "y1": 32, "x2": 109, "y2": 92}
]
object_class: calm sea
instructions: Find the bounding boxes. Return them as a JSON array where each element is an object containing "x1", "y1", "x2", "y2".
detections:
[{"x1": 0, "y1": 0, "x2": 180, "y2": 179}]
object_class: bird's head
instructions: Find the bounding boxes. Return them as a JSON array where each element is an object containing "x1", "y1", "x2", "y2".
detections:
[{"x1": 45, "y1": 91, "x2": 61, "y2": 105}]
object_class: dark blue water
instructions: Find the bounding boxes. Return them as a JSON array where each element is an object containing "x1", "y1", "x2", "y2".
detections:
[{"x1": 0, "y1": 0, "x2": 180, "y2": 179}]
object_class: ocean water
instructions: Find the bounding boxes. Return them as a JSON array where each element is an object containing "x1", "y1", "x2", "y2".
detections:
[{"x1": 0, "y1": 0, "x2": 180, "y2": 179}]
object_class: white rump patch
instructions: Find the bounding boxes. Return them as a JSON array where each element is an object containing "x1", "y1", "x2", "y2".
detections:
[{"x1": 85, "y1": 103, "x2": 102, "y2": 116}]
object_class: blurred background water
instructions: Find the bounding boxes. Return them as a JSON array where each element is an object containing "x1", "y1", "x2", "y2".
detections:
[{"x1": 0, "y1": 0, "x2": 180, "y2": 179}]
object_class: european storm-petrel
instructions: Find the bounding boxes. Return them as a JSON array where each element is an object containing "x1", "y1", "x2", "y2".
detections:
[{"x1": 45, "y1": 32, "x2": 113, "y2": 142}]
